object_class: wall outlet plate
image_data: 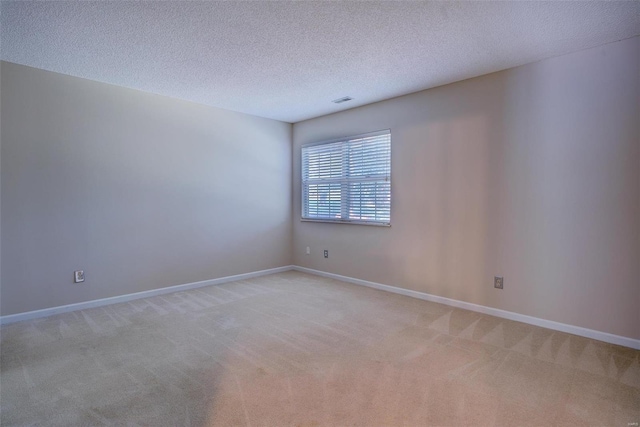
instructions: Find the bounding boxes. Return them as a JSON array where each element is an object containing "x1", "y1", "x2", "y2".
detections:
[
  {"x1": 74, "y1": 270, "x2": 85, "y2": 283},
  {"x1": 324, "y1": 250, "x2": 328, "y2": 258},
  {"x1": 494, "y1": 276, "x2": 503, "y2": 289}
]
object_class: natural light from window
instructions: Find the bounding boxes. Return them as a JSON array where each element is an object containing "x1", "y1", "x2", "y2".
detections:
[{"x1": 301, "y1": 130, "x2": 391, "y2": 226}]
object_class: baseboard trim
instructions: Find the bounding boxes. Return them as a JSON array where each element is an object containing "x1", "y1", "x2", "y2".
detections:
[
  {"x1": 292, "y1": 266, "x2": 640, "y2": 350},
  {"x1": 0, "y1": 265, "x2": 295, "y2": 325},
  {"x1": 4, "y1": 264, "x2": 637, "y2": 350}
]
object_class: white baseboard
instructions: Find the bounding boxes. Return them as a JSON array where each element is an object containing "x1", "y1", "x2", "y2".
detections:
[
  {"x1": 292, "y1": 266, "x2": 640, "y2": 350},
  {"x1": 4, "y1": 264, "x2": 638, "y2": 350},
  {"x1": 0, "y1": 265, "x2": 294, "y2": 325}
]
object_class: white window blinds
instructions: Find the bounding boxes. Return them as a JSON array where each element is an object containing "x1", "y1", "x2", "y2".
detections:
[{"x1": 302, "y1": 130, "x2": 391, "y2": 225}]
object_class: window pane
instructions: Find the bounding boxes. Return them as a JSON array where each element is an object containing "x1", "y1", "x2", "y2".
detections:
[
  {"x1": 303, "y1": 183, "x2": 342, "y2": 219},
  {"x1": 303, "y1": 141, "x2": 343, "y2": 180},
  {"x1": 348, "y1": 181, "x2": 390, "y2": 222},
  {"x1": 346, "y1": 136, "x2": 391, "y2": 178}
]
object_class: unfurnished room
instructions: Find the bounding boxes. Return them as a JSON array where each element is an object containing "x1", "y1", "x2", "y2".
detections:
[{"x1": 0, "y1": 1, "x2": 639, "y2": 426}]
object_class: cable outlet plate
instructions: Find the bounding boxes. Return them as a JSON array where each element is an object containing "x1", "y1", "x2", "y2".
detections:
[
  {"x1": 74, "y1": 270, "x2": 85, "y2": 283},
  {"x1": 494, "y1": 276, "x2": 503, "y2": 289}
]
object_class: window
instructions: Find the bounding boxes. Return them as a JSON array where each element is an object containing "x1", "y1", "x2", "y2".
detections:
[{"x1": 301, "y1": 130, "x2": 391, "y2": 226}]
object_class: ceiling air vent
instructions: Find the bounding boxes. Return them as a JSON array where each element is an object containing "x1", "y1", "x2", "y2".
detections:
[{"x1": 332, "y1": 96, "x2": 353, "y2": 104}]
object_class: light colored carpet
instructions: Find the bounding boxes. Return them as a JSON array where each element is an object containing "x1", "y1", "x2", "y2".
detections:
[{"x1": 1, "y1": 271, "x2": 638, "y2": 426}]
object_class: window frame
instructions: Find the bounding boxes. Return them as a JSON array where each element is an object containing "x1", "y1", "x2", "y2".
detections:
[{"x1": 301, "y1": 129, "x2": 391, "y2": 227}]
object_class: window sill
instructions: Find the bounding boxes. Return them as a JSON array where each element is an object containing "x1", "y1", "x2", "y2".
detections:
[{"x1": 301, "y1": 218, "x2": 391, "y2": 227}]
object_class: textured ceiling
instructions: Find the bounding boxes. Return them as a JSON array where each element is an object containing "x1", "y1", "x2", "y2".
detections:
[{"x1": 2, "y1": 1, "x2": 639, "y2": 123}]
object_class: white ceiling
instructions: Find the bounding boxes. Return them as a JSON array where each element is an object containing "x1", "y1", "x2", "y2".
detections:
[{"x1": 2, "y1": 1, "x2": 639, "y2": 123}]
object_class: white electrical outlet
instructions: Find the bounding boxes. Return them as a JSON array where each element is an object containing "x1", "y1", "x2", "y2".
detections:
[
  {"x1": 74, "y1": 270, "x2": 85, "y2": 283},
  {"x1": 306, "y1": 246, "x2": 310, "y2": 255}
]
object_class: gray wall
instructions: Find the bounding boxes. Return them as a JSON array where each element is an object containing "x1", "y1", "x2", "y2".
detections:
[
  {"x1": 293, "y1": 37, "x2": 640, "y2": 340},
  {"x1": 1, "y1": 61, "x2": 292, "y2": 316}
]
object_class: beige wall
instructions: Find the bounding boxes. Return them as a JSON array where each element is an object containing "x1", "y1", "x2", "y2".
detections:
[
  {"x1": 0, "y1": 61, "x2": 292, "y2": 316},
  {"x1": 2, "y1": 37, "x2": 639, "y2": 340},
  {"x1": 293, "y1": 37, "x2": 640, "y2": 339}
]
